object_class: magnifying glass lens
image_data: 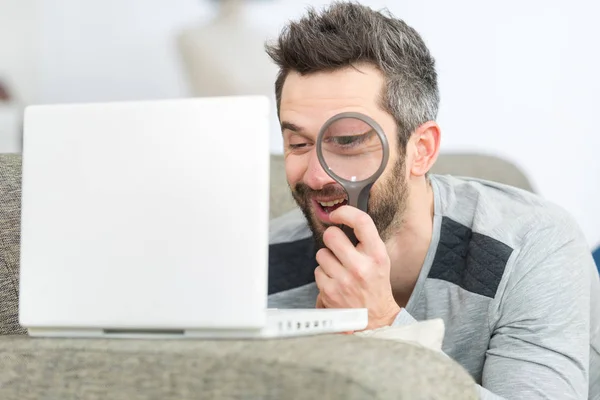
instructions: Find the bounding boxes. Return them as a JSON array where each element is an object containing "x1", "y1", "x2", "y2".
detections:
[
  {"x1": 316, "y1": 112, "x2": 389, "y2": 247},
  {"x1": 321, "y1": 117, "x2": 384, "y2": 182}
]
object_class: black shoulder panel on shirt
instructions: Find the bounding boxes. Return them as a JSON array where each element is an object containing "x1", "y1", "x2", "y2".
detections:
[{"x1": 429, "y1": 217, "x2": 513, "y2": 298}]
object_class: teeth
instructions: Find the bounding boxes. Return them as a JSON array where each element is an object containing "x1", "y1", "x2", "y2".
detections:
[{"x1": 318, "y1": 198, "x2": 345, "y2": 207}]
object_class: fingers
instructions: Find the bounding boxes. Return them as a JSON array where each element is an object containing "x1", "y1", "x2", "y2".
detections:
[
  {"x1": 315, "y1": 248, "x2": 355, "y2": 308},
  {"x1": 314, "y1": 266, "x2": 334, "y2": 306},
  {"x1": 314, "y1": 250, "x2": 337, "y2": 298},
  {"x1": 329, "y1": 206, "x2": 387, "y2": 257},
  {"x1": 322, "y1": 226, "x2": 357, "y2": 268},
  {"x1": 315, "y1": 247, "x2": 347, "y2": 279}
]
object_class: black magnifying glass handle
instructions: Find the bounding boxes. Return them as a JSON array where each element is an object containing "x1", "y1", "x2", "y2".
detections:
[
  {"x1": 341, "y1": 185, "x2": 372, "y2": 247},
  {"x1": 342, "y1": 225, "x2": 359, "y2": 247}
]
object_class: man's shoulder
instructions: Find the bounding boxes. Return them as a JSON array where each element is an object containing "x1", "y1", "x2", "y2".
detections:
[
  {"x1": 268, "y1": 209, "x2": 317, "y2": 295},
  {"x1": 429, "y1": 174, "x2": 594, "y2": 298},
  {"x1": 269, "y1": 208, "x2": 311, "y2": 245},
  {"x1": 430, "y1": 174, "x2": 583, "y2": 251}
]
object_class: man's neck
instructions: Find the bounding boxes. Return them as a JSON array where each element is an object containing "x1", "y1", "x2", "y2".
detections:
[{"x1": 386, "y1": 176, "x2": 435, "y2": 307}]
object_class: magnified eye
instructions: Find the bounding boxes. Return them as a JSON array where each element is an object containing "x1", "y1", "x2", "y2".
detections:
[
  {"x1": 318, "y1": 116, "x2": 385, "y2": 183},
  {"x1": 328, "y1": 131, "x2": 374, "y2": 148},
  {"x1": 325, "y1": 130, "x2": 375, "y2": 149},
  {"x1": 332, "y1": 136, "x2": 358, "y2": 146}
]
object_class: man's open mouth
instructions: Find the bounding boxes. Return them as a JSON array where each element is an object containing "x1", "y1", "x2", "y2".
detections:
[{"x1": 316, "y1": 198, "x2": 348, "y2": 214}]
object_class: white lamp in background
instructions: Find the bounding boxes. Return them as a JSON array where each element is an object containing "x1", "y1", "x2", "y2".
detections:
[{"x1": 176, "y1": 0, "x2": 283, "y2": 154}]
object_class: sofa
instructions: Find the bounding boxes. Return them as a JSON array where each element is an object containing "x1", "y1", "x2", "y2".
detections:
[{"x1": 0, "y1": 152, "x2": 533, "y2": 399}]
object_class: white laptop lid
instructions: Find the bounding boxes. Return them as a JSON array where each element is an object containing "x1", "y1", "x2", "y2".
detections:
[{"x1": 18, "y1": 96, "x2": 271, "y2": 332}]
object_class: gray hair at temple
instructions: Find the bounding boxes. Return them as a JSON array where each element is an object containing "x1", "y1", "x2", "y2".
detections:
[{"x1": 264, "y1": 1, "x2": 439, "y2": 150}]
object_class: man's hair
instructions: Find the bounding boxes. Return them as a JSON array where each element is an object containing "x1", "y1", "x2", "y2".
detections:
[{"x1": 265, "y1": 1, "x2": 439, "y2": 149}]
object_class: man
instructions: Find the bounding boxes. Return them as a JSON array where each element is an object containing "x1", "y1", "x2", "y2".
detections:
[{"x1": 264, "y1": 2, "x2": 599, "y2": 399}]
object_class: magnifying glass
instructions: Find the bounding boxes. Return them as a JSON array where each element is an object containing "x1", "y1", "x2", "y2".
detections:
[{"x1": 316, "y1": 112, "x2": 390, "y2": 246}]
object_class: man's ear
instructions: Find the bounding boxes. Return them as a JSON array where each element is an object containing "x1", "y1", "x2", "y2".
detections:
[{"x1": 409, "y1": 121, "x2": 441, "y2": 177}]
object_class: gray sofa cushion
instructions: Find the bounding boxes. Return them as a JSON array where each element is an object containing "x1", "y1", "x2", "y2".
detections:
[
  {"x1": 0, "y1": 153, "x2": 25, "y2": 335},
  {"x1": 0, "y1": 335, "x2": 477, "y2": 399}
]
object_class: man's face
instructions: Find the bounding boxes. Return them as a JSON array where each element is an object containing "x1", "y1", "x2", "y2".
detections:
[{"x1": 279, "y1": 64, "x2": 409, "y2": 248}]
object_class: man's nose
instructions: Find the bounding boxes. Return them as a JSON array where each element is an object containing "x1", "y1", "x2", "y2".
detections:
[{"x1": 303, "y1": 150, "x2": 334, "y2": 190}]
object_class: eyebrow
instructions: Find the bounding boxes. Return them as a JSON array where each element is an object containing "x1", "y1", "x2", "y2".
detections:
[
  {"x1": 281, "y1": 121, "x2": 317, "y2": 142},
  {"x1": 280, "y1": 121, "x2": 303, "y2": 133}
]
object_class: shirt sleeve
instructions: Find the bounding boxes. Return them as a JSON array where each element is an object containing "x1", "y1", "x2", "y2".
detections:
[
  {"x1": 392, "y1": 220, "x2": 593, "y2": 400},
  {"x1": 480, "y1": 222, "x2": 592, "y2": 399}
]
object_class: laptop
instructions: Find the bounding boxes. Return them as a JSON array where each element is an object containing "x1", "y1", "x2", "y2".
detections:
[{"x1": 18, "y1": 95, "x2": 368, "y2": 339}]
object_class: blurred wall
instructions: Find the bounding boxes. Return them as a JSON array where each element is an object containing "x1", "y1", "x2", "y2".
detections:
[
  {"x1": 0, "y1": 0, "x2": 599, "y2": 248},
  {"x1": 0, "y1": 0, "x2": 39, "y2": 104},
  {"x1": 36, "y1": 0, "x2": 203, "y2": 103}
]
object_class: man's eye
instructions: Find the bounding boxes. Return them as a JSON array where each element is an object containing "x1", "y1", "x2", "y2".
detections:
[
  {"x1": 332, "y1": 136, "x2": 360, "y2": 146},
  {"x1": 324, "y1": 130, "x2": 375, "y2": 149},
  {"x1": 289, "y1": 143, "x2": 308, "y2": 149}
]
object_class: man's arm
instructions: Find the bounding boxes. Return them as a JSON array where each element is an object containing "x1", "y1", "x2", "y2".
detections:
[
  {"x1": 481, "y1": 226, "x2": 591, "y2": 399},
  {"x1": 394, "y1": 222, "x2": 593, "y2": 399}
]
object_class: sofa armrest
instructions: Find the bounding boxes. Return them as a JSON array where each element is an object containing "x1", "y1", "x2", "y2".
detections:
[{"x1": 0, "y1": 334, "x2": 477, "y2": 399}]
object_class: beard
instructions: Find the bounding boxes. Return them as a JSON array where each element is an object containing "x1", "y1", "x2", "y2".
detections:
[{"x1": 290, "y1": 156, "x2": 409, "y2": 250}]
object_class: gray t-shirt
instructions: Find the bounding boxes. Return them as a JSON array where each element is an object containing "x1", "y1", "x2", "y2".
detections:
[{"x1": 267, "y1": 174, "x2": 600, "y2": 399}]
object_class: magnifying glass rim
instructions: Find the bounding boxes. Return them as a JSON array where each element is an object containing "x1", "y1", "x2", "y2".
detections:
[{"x1": 316, "y1": 111, "x2": 390, "y2": 186}]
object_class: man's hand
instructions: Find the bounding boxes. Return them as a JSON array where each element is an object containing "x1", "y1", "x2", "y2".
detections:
[{"x1": 314, "y1": 205, "x2": 401, "y2": 330}]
